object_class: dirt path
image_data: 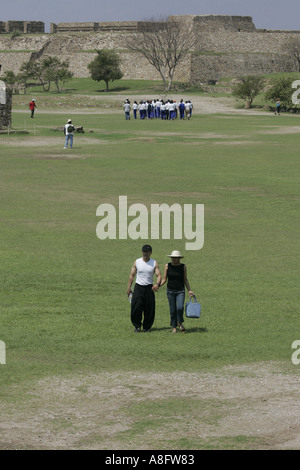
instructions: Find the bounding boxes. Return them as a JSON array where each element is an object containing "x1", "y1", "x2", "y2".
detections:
[
  {"x1": 14, "y1": 95, "x2": 271, "y2": 115},
  {"x1": 0, "y1": 361, "x2": 299, "y2": 450}
]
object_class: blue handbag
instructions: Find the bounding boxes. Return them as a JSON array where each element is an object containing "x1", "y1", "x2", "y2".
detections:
[{"x1": 185, "y1": 296, "x2": 201, "y2": 318}]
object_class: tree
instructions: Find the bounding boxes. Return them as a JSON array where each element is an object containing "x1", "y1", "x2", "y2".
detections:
[
  {"x1": 41, "y1": 57, "x2": 73, "y2": 92},
  {"x1": 20, "y1": 59, "x2": 48, "y2": 90},
  {"x1": 282, "y1": 38, "x2": 300, "y2": 72},
  {"x1": 88, "y1": 50, "x2": 123, "y2": 91},
  {"x1": 1, "y1": 71, "x2": 19, "y2": 93},
  {"x1": 232, "y1": 75, "x2": 265, "y2": 107},
  {"x1": 265, "y1": 76, "x2": 298, "y2": 111},
  {"x1": 20, "y1": 56, "x2": 73, "y2": 92},
  {"x1": 1, "y1": 70, "x2": 29, "y2": 94},
  {"x1": 125, "y1": 17, "x2": 199, "y2": 92}
]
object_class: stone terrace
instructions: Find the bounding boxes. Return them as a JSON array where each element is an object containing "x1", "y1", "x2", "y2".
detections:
[{"x1": 0, "y1": 15, "x2": 300, "y2": 83}]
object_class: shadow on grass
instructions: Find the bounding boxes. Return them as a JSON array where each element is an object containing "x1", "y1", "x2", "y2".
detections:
[
  {"x1": 186, "y1": 326, "x2": 208, "y2": 334},
  {"x1": 93, "y1": 87, "x2": 131, "y2": 93},
  {"x1": 151, "y1": 326, "x2": 208, "y2": 334},
  {"x1": 56, "y1": 87, "x2": 131, "y2": 94},
  {"x1": 62, "y1": 88, "x2": 78, "y2": 93}
]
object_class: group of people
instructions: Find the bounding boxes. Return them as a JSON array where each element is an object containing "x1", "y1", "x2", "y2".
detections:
[
  {"x1": 28, "y1": 96, "x2": 193, "y2": 151},
  {"x1": 123, "y1": 99, "x2": 193, "y2": 121},
  {"x1": 127, "y1": 245, "x2": 195, "y2": 334}
]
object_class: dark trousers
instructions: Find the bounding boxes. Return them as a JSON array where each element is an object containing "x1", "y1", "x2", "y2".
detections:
[{"x1": 131, "y1": 283, "x2": 155, "y2": 330}]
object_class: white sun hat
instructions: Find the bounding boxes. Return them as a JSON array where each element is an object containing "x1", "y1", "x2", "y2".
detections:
[{"x1": 167, "y1": 250, "x2": 184, "y2": 258}]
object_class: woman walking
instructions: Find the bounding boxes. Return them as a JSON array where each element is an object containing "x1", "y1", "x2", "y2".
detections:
[{"x1": 160, "y1": 250, "x2": 195, "y2": 333}]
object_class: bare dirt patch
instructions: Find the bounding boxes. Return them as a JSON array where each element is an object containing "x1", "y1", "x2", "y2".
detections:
[
  {"x1": 14, "y1": 95, "x2": 271, "y2": 116},
  {"x1": 0, "y1": 136, "x2": 104, "y2": 147},
  {"x1": 259, "y1": 125, "x2": 300, "y2": 135},
  {"x1": 0, "y1": 361, "x2": 299, "y2": 450},
  {"x1": 35, "y1": 154, "x2": 87, "y2": 160},
  {"x1": 0, "y1": 137, "x2": 63, "y2": 147},
  {"x1": 213, "y1": 140, "x2": 261, "y2": 146}
]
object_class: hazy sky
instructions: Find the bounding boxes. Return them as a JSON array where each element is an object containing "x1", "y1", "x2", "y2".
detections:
[{"x1": 3, "y1": 0, "x2": 300, "y2": 32}]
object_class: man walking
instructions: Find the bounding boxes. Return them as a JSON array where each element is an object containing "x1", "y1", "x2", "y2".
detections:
[
  {"x1": 29, "y1": 99, "x2": 37, "y2": 118},
  {"x1": 127, "y1": 245, "x2": 161, "y2": 332}
]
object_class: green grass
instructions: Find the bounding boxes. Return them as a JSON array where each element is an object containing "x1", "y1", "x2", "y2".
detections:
[
  {"x1": 12, "y1": 78, "x2": 204, "y2": 112},
  {"x1": 1, "y1": 110, "x2": 299, "y2": 381},
  {"x1": 0, "y1": 95, "x2": 299, "y2": 448},
  {"x1": 17, "y1": 73, "x2": 300, "y2": 112},
  {"x1": 17, "y1": 77, "x2": 199, "y2": 97}
]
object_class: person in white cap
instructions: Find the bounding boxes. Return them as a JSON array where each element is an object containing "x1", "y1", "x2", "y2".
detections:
[
  {"x1": 160, "y1": 250, "x2": 195, "y2": 333},
  {"x1": 29, "y1": 99, "x2": 37, "y2": 118},
  {"x1": 64, "y1": 119, "x2": 75, "y2": 149},
  {"x1": 123, "y1": 99, "x2": 131, "y2": 120}
]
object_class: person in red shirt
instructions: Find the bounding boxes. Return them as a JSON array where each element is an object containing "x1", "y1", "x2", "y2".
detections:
[{"x1": 29, "y1": 99, "x2": 37, "y2": 118}]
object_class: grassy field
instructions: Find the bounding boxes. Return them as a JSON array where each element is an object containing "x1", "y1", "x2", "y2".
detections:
[{"x1": 0, "y1": 83, "x2": 299, "y2": 449}]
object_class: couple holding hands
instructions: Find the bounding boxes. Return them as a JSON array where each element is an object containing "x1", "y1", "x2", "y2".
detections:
[{"x1": 127, "y1": 245, "x2": 195, "y2": 333}]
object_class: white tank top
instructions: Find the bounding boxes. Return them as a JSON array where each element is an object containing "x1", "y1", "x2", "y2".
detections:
[{"x1": 136, "y1": 257, "x2": 156, "y2": 286}]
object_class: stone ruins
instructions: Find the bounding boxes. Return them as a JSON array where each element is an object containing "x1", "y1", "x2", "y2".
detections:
[
  {"x1": 0, "y1": 80, "x2": 12, "y2": 129},
  {"x1": 0, "y1": 15, "x2": 299, "y2": 83}
]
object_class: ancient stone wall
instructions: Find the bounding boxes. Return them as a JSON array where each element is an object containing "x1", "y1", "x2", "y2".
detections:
[
  {"x1": 50, "y1": 22, "x2": 99, "y2": 33},
  {"x1": 191, "y1": 52, "x2": 295, "y2": 83},
  {"x1": 0, "y1": 22, "x2": 6, "y2": 34},
  {"x1": 0, "y1": 52, "x2": 33, "y2": 74},
  {"x1": 0, "y1": 15, "x2": 300, "y2": 83},
  {"x1": 0, "y1": 21, "x2": 44, "y2": 34},
  {"x1": 24, "y1": 22, "x2": 45, "y2": 34},
  {"x1": 0, "y1": 80, "x2": 12, "y2": 128},
  {"x1": 195, "y1": 31, "x2": 300, "y2": 54},
  {"x1": 0, "y1": 35, "x2": 50, "y2": 74},
  {"x1": 50, "y1": 20, "x2": 168, "y2": 34},
  {"x1": 170, "y1": 15, "x2": 256, "y2": 32},
  {"x1": 189, "y1": 29, "x2": 300, "y2": 82}
]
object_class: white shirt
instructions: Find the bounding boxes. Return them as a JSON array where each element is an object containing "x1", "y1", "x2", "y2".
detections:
[
  {"x1": 64, "y1": 123, "x2": 74, "y2": 135},
  {"x1": 136, "y1": 257, "x2": 156, "y2": 286}
]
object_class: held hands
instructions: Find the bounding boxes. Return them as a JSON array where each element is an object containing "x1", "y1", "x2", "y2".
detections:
[{"x1": 152, "y1": 284, "x2": 160, "y2": 292}]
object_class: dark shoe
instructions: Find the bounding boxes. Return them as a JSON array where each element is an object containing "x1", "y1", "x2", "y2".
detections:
[
  {"x1": 134, "y1": 328, "x2": 141, "y2": 333},
  {"x1": 144, "y1": 329, "x2": 151, "y2": 332}
]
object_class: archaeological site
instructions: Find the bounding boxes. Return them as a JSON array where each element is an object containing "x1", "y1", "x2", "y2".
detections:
[{"x1": 0, "y1": 15, "x2": 299, "y2": 84}]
